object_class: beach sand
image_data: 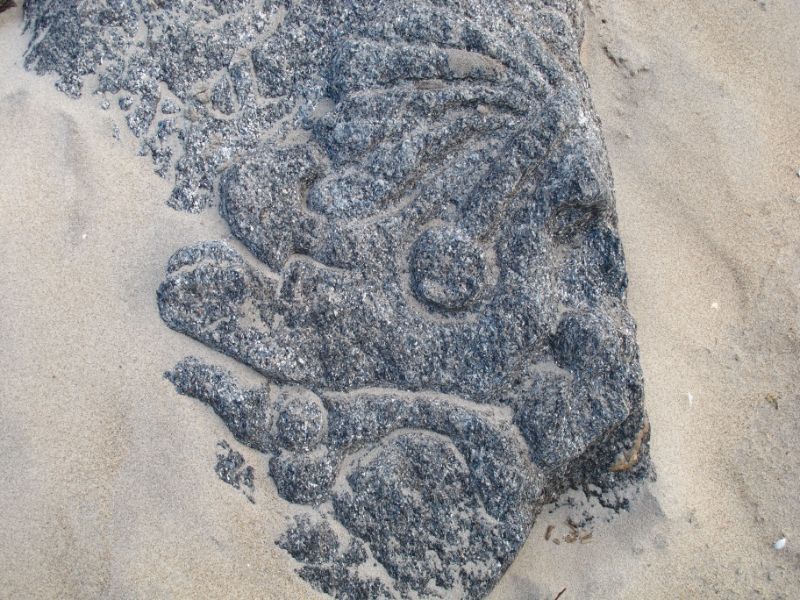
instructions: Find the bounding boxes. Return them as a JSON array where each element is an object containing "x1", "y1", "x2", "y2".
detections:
[{"x1": 1, "y1": 1, "x2": 798, "y2": 598}]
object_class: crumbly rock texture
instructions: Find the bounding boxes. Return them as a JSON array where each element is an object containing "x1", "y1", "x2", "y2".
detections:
[{"x1": 23, "y1": 0, "x2": 650, "y2": 598}]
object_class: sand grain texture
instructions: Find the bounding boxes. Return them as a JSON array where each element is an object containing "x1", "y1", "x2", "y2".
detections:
[{"x1": 1, "y1": 1, "x2": 799, "y2": 598}]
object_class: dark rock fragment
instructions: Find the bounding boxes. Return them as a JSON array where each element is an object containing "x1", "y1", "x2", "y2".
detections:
[
  {"x1": 278, "y1": 515, "x2": 340, "y2": 565},
  {"x1": 167, "y1": 356, "x2": 271, "y2": 453},
  {"x1": 214, "y1": 440, "x2": 255, "y2": 504}
]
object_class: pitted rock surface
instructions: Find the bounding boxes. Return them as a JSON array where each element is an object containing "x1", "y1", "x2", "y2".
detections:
[{"x1": 23, "y1": 1, "x2": 650, "y2": 598}]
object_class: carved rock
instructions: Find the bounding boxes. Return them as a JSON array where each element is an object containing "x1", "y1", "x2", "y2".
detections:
[{"x1": 23, "y1": 1, "x2": 650, "y2": 598}]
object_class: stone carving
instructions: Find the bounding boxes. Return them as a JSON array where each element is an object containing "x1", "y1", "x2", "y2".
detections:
[{"x1": 23, "y1": 1, "x2": 650, "y2": 598}]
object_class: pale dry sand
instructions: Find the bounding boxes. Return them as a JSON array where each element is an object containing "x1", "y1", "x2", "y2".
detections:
[{"x1": 1, "y1": 1, "x2": 798, "y2": 598}]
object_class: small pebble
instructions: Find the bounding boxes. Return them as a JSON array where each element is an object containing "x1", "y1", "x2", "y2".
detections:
[{"x1": 774, "y1": 537, "x2": 786, "y2": 550}]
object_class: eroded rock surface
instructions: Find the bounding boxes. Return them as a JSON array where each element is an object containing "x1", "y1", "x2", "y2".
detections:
[{"x1": 23, "y1": 1, "x2": 650, "y2": 598}]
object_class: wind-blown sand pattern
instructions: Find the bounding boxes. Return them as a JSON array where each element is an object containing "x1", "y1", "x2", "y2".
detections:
[
  {"x1": 2, "y1": 0, "x2": 798, "y2": 598},
  {"x1": 19, "y1": 1, "x2": 648, "y2": 597}
]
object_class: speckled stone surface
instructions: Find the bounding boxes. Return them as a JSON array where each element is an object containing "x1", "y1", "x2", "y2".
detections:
[{"x1": 23, "y1": 1, "x2": 650, "y2": 598}]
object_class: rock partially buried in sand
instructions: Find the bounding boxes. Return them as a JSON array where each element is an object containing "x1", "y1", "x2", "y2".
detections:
[{"x1": 23, "y1": 1, "x2": 650, "y2": 598}]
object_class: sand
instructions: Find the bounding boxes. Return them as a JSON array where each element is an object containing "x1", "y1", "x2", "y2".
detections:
[{"x1": 1, "y1": 1, "x2": 798, "y2": 598}]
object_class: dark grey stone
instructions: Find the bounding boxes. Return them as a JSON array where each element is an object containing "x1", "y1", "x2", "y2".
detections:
[
  {"x1": 166, "y1": 356, "x2": 271, "y2": 453},
  {"x1": 279, "y1": 515, "x2": 341, "y2": 565},
  {"x1": 160, "y1": 99, "x2": 179, "y2": 115},
  {"x1": 274, "y1": 391, "x2": 327, "y2": 452},
  {"x1": 22, "y1": 1, "x2": 651, "y2": 598},
  {"x1": 211, "y1": 74, "x2": 237, "y2": 115},
  {"x1": 215, "y1": 440, "x2": 256, "y2": 504}
]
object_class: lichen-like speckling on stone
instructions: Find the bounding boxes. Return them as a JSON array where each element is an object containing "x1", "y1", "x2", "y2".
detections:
[{"x1": 23, "y1": 1, "x2": 651, "y2": 598}]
